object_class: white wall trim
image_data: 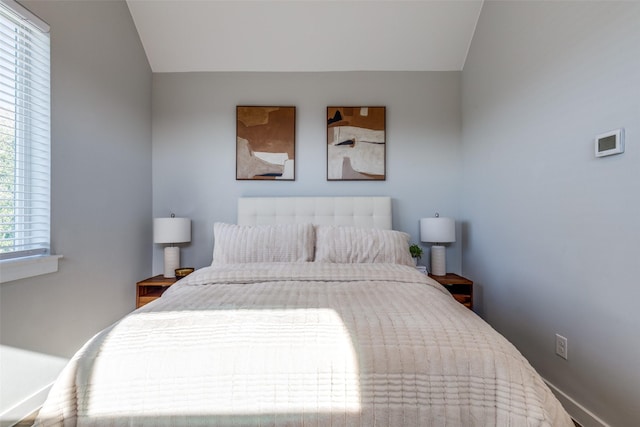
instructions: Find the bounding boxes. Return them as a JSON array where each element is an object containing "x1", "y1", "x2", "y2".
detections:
[
  {"x1": 544, "y1": 379, "x2": 610, "y2": 427},
  {"x1": 0, "y1": 255, "x2": 62, "y2": 283},
  {"x1": 0, "y1": 345, "x2": 68, "y2": 427},
  {"x1": 0, "y1": 383, "x2": 52, "y2": 427}
]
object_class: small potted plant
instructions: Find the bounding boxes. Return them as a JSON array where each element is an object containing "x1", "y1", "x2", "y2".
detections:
[{"x1": 409, "y1": 244, "x2": 423, "y2": 265}]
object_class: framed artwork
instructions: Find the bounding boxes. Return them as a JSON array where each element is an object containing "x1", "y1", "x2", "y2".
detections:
[
  {"x1": 236, "y1": 106, "x2": 296, "y2": 180},
  {"x1": 327, "y1": 106, "x2": 386, "y2": 181}
]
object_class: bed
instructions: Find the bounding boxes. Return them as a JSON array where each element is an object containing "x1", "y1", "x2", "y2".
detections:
[{"x1": 35, "y1": 197, "x2": 573, "y2": 426}]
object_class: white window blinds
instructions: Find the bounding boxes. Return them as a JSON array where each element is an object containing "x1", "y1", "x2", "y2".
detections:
[{"x1": 0, "y1": 0, "x2": 50, "y2": 260}]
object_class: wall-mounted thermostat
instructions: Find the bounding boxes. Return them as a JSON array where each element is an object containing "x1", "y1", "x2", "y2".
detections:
[{"x1": 595, "y1": 128, "x2": 624, "y2": 158}]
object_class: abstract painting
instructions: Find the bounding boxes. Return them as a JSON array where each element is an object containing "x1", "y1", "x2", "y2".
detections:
[
  {"x1": 327, "y1": 107, "x2": 386, "y2": 180},
  {"x1": 236, "y1": 106, "x2": 296, "y2": 180}
]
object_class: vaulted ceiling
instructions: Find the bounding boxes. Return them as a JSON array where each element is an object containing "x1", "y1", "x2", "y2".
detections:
[{"x1": 126, "y1": 0, "x2": 484, "y2": 73}]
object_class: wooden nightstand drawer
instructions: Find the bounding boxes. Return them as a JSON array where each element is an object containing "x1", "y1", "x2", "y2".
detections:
[
  {"x1": 428, "y1": 273, "x2": 473, "y2": 310},
  {"x1": 138, "y1": 287, "x2": 165, "y2": 307},
  {"x1": 136, "y1": 275, "x2": 177, "y2": 308},
  {"x1": 451, "y1": 293, "x2": 472, "y2": 307}
]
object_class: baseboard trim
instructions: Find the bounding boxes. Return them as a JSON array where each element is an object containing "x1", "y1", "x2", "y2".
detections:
[
  {"x1": 0, "y1": 383, "x2": 52, "y2": 427},
  {"x1": 544, "y1": 379, "x2": 610, "y2": 427}
]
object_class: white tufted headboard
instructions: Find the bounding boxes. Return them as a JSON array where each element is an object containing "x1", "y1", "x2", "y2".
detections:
[{"x1": 237, "y1": 197, "x2": 392, "y2": 230}]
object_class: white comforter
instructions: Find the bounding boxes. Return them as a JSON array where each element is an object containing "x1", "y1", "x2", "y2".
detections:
[{"x1": 35, "y1": 263, "x2": 573, "y2": 426}]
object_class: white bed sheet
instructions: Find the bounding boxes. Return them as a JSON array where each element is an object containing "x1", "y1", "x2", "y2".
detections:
[{"x1": 35, "y1": 263, "x2": 572, "y2": 426}]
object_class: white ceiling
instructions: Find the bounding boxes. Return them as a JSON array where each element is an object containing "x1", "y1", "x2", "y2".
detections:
[{"x1": 126, "y1": 0, "x2": 484, "y2": 73}]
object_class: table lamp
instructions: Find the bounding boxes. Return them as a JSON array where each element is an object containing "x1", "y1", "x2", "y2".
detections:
[
  {"x1": 154, "y1": 214, "x2": 191, "y2": 278},
  {"x1": 420, "y1": 214, "x2": 455, "y2": 276}
]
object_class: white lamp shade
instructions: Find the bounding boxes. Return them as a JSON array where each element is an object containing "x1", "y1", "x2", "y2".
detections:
[
  {"x1": 420, "y1": 217, "x2": 455, "y2": 244},
  {"x1": 154, "y1": 217, "x2": 191, "y2": 244}
]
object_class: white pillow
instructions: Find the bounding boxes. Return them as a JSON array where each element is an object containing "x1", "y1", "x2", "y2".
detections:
[
  {"x1": 314, "y1": 225, "x2": 414, "y2": 266},
  {"x1": 212, "y1": 222, "x2": 315, "y2": 264}
]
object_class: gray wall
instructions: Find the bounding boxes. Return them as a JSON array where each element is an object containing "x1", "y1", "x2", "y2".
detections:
[
  {"x1": 462, "y1": 2, "x2": 640, "y2": 425},
  {"x1": 152, "y1": 72, "x2": 463, "y2": 273},
  {"x1": 0, "y1": 1, "x2": 152, "y2": 358}
]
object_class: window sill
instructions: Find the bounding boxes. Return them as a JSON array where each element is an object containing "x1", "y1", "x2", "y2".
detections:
[{"x1": 0, "y1": 255, "x2": 63, "y2": 284}]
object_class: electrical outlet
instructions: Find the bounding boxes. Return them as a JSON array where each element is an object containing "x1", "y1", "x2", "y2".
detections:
[{"x1": 555, "y1": 334, "x2": 568, "y2": 360}]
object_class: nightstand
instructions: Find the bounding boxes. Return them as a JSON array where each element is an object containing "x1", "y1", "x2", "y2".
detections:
[
  {"x1": 136, "y1": 275, "x2": 177, "y2": 308},
  {"x1": 428, "y1": 273, "x2": 473, "y2": 310}
]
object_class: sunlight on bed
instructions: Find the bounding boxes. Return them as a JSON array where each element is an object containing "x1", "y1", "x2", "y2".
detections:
[{"x1": 85, "y1": 308, "x2": 361, "y2": 417}]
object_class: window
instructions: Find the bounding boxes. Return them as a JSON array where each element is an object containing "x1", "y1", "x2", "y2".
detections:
[{"x1": 0, "y1": 0, "x2": 56, "y2": 281}]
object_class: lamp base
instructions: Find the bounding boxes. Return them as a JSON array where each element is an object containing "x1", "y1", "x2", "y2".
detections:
[
  {"x1": 163, "y1": 246, "x2": 179, "y2": 278},
  {"x1": 430, "y1": 245, "x2": 446, "y2": 276}
]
